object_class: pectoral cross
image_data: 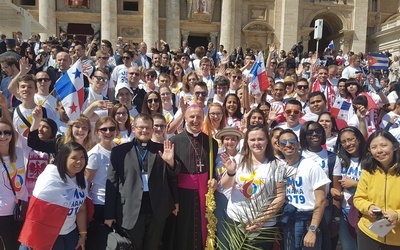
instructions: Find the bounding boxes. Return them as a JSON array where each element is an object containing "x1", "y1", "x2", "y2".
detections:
[{"x1": 197, "y1": 160, "x2": 205, "y2": 172}]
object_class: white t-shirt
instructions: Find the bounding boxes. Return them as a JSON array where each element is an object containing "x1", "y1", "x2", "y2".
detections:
[
  {"x1": 380, "y1": 111, "x2": 400, "y2": 129},
  {"x1": 203, "y1": 75, "x2": 214, "y2": 99},
  {"x1": 0, "y1": 147, "x2": 28, "y2": 216},
  {"x1": 111, "y1": 64, "x2": 129, "y2": 84},
  {"x1": 341, "y1": 158, "x2": 362, "y2": 210},
  {"x1": 387, "y1": 91, "x2": 398, "y2": 104},
  {"x1": 325, "y1": 135, "x2": 338, "y2": 153},
  {"x1": 277, "y1": 122, "x2": 302, "y2": 138},
  {"x1": 114, "y1": 130, "x2": 135, "y2": 145},
  {"x1": 285, "y1": 157, "x2": 331, "y2": 211},
  {"x1": 35, "y1": 94, "x2": 58, "y2": 121},
  {"x1": 227, "y1": 158, "x2": 283, "y2": 227},
  {"x1": 87, "y1": 144, "x2": 111, "y2": 205}
]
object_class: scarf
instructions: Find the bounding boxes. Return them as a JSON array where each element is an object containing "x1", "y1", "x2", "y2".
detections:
[{"x1": 312, "y1": 80, "x2": 335, "y2": 111}]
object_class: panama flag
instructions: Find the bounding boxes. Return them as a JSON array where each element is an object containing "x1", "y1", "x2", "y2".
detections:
[
  {"x1": 249, "y1": 51, "x2": 270, "y2": 94},
  {"x1": 19, "y1": 164, "x2": 86, "y2": 250},
  {"x1": 368, "y1": 53, "x2": 389, "y2": 70},
  {"x1": 331, "y1": 98, "x2": 351, "y2": 120},
  {"x1": 54, "y1": 60, "x2": 85, "y2": 121},
  {"x1": 328, "y1": 40, "x2": 334, "y2": 49}
]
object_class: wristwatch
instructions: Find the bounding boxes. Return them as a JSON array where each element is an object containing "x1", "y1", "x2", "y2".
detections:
[{"x1": 309, "y1": 225, "x2": 318, "y2": 232}]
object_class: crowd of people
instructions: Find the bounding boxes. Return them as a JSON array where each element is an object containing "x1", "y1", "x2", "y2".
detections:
[{"x1": 0, "y1": 31, "x2": 400, "y2": 250}]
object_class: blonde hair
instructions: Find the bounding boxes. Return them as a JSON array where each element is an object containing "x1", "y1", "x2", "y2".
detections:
[{"x1": 63, "y1": 114, "x2": 93, "y2": 151}]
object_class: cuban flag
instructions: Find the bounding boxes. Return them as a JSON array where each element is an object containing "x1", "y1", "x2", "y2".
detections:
[
  {"x1": 328, "y1": 40, "x2": 334, "y2": 50},
  {"x1": 368, "y1": 53, "x2": 389, "y2": 70},
  {"x1": 249, "y1": 51, "x2": 270, "y2": 94},
  {"x1": 54, "y1": 60, "x2": 85, "y2": 121},
  {"x1": 331, "y1": 98, "x2": 351, "y2": 121},
  {"x1": 19, "y1": 164, "x2": 86, "y2": 250}
]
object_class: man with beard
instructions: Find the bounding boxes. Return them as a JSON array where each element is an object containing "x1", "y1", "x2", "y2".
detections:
[
  {"x1": 170, "y1": 104, "x2": 218, "y2": 249},
  {"x1": 0, "y1": 56, "x2": 19, "y2": 106}
]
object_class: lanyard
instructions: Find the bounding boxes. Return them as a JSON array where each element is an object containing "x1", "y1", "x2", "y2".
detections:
[{"x1": 135, "y1": 145, "x2": 148, "y2": 172}]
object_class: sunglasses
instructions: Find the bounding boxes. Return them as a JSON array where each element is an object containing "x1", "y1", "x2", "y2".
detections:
[
  {"x1": 279, "y1": 138, "x2": 298, "y2": 147},
  {"x1": 296, "y1": 85, "x2": 309, "y2": 90},
  {"x1": 122, "y1": 56, "x2": 131, "y2": 60},
  {"x1": 154, "y1": 124, "x2": 166, "y2": 129},
  {"x1": 147, "y1": 98, "x2": 159, "y2": 103},
  {"x1": 98, "y1": 126, "x2": 117, "y2": 133},
  {"x1": 93, "y1": 75, "x2": 109, "y2": 82},
  {"x1": 284, "y1": 109, "x2": 301, "y2": 115},
  {"x1": 195, "y1": 91, "x2": 207, "y2": 97},
  {"x1": 305, "y1": 128, "x2": 324, "y2": 136},
  {"x1": 285, "y1": 83, "x2": 293, "y2": 87},
  {"x1": 271, "y1": 62, "x2": 277, "y2": 65},
  {"x1": 0, "y1": 130, "x2": 13, "y2": 136},
  {"x1": 146, "y1": 75, "x2": 156, "y2": 78},
  {"x1": 37, "y1": 78, "x2": 50, "y2": 82},
  {"x1": 232, "y1": 75, "x2": 242, "y2": 80}
]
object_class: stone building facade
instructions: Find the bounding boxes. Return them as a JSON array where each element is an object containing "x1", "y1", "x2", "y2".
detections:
[{"x1": 4, "y1": 0, "x2": 400, "y2": 55}]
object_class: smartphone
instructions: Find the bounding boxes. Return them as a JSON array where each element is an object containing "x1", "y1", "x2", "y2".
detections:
[{"x1": 372, "y1": 209, "x2": 383, "y2": 217}]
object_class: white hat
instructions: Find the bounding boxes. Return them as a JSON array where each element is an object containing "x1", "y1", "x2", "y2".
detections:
[{"x1": 115, "y1": 82, "x2": 133, "y2": 99}]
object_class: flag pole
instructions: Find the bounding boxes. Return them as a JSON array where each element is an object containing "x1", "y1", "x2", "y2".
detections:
[{"x1": 40, "y1": 88, "x2": 56, "y2": 106}]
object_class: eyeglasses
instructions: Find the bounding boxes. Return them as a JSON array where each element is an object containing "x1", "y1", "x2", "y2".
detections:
[
  {"x1": 145, "y1": 75, "x2": 156, "y2": 79},
  {"x1": 93, "y1": 75, "x2": 109, "y2": 82},
  {"x1": 284, "y1": 109, "x2": 301, "y2": 115},
  {"x1": 115, "y1": 112, "x2": 128, "y2": 116},
  {"x1": 98, "y1": 126, "x2": 117, "y2": 133},
  {"x1": 154, "y1": 124, "x2": 166, "y2": 129},
  {"x1": 122, "y1": 56, "x2": 131, "y2": 60},
  {"x1": 232, "y1": 75, "x2": 242, "y2": 80},
  {"x1": 209, "y1": 112, "x2": 223, "y2": 117},
  {"x1": 279, "y1": 138, "x2": 298, "y2": 147},
  {"x1": 296, "y1": 85, "x2": 309, "y2": 90},
  {"x1": 271, "y1": 62, "x2": 277, "y2": 65},
  {"x1": 147, "y1": 98, "x2": 159, "y2": 103},
  {"x1": 285, "y1": 83, "x2": 293, "y2": 87},
  {"x1": 37, "y1": 78, "x2": 50, "y2": 82},
  {"x1": 0, "y1": 130, "x2": 13, "y2": 136},
  {"x1": 195, "y1": 91, "x2": 207, "y2": 97},
  {"x1": 128, "y1": 72, "x2": 140, "y2": 76},
  {"x1": 305, "y1": 128, "x2": 324, "y2": 136},
  {"x1": 135, "y1": 126, "x2": 152, "y2": 131},
  {"x1": 340, "y1": 137, "x2": 357, "y2": 145}
]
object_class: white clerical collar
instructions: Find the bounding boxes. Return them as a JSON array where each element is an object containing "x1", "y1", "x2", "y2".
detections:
[{"x1": 186, "y1": 128, "x2": 200, "y2": 137}]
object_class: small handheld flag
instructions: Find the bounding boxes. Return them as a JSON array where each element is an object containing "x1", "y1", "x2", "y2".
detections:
[
  {"x1": 249, "y1": 51, "x2": 270, "y2": 94},
  {"x1": 328, "y1": 40, "x2": 334, "y2": 50},
  {"x1": 368, "y1": 53, "x2": 389, "y2": 70}
]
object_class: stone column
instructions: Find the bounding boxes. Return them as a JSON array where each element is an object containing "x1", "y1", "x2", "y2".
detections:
[
  {"x1": 220, "y1": 0, "x2": 235, "y2": 53},
  {"x1": 352, "y1": 0, "x2": 368, "y2": 53},
  {"x1": 166, "y1": 0, "x2": 180, "y2": 50},
  {"x1": 181, "y1": 30, "x2": 190, "y2": 44},
  {"x1": 209, "y1": 32, "x2": 218, "y2": 47},
  {"x1": 143, "y1": 0, "x2": 159, "y2": 47},
  {"x1": 101, "y1": 0, "x2": 117, "y2": 44},
  {"x1": 280, "y1": 0, "x2": 300, "y2": 51},
  {"x1": 39, "y1": 0, "x2": 56, "y2": 40}
]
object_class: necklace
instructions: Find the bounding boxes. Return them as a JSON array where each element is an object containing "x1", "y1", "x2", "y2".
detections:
[{"x1": 184, "y1": 130, "x2": 205, "y2": 172}]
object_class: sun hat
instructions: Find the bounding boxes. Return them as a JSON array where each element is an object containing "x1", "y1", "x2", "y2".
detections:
[{"x1": 215, "y1": 127, "x2": 244, "y2": 140}]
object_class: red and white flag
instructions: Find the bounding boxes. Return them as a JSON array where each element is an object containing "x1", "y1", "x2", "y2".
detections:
[
  {"x1": 19, "y1": 164, "x2": 84, "y2": 250},
  {"x1": 249, "y1": 52, "x2": 270, "y2": 94},
  {"x1": 54, "y1": 60, "x2": 85, "y2": 121}
]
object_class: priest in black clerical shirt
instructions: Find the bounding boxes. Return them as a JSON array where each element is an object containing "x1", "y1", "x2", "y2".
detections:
[
  {"x1": 104, "y1": 113, "x2": 178, "y2": 250},
  {"x1": 169, "y1": 104, "x2": 218, "y2": 250}
]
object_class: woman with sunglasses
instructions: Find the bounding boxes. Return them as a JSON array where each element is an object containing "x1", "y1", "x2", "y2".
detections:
[
  {"x1": 220, "y1": 125, "x2": 285, "y2": 249},
  {"x1": 223, "y1": 93, "x2": 243, "y2": 130},
  {"x1": 354, "y1": 130, "x2": 400, "y2": 249},
  {"x1": 318, "y1": 112, "x2": 339, "y2": 152},
  {"x1": 0, "y1": 118, "x2": 27, "y2": 250},
  {"x1": 143, "y1": 69, "x2": 158, "y2": 92},
  {"x1": 28, "y1": 108, "x2": 93, "y2": 155},
  {"x1": 109, "y1": 104, "x2": 134, "y2": 145},
  {"x1": 85, "y1": 117, "x2": 117, "y2": 225},
  {"x1": 330, "y1": 127, "x2": 366, "y2": 250},
  {"x1": 142, "y1": 91, "x2": 163, "y2": 116}
]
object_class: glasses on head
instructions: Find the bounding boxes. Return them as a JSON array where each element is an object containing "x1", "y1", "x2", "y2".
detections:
[
  {"x1": 232, "y1": 75, "x2": 242, "y2": 80},
  {"x1": 0, "y1": 130, "x2": 13, "y2": 137},
  {"x1": 296, "y1": 85, "x2": 309, "y2": 90},
  {"x1": 93, "y1": 75, "x2": 109, "y2": 82},
  {"x1": 135, "y1": 126, "x2": 152, "y2": 131},
  {"x1": 279, "y1": 138, "x2": 298, "y2": 147},
  {"x1": 122, "y1": 56, "x2": 131, "y2": 60},
  {"x1": 340, "y1": 137, "x2": 357, "y2": 145},
  {"x1": 154, "y1": 124, "x2": 166, "y2": 129},
  {"x1": 115, "y1": 112, "x2": 128, "y2": 116},
  {"x1": 195, "y1": 91, "x2": 207, "y2": 97},
  {"x1": 209, "y1": 112, "x2": 223, "y2": 117},
  {"x1": 146, "y1": 74, "x2": 156, "y2": 79},
  {"x1": 284, "y1": 109, "x2": 301, "y2": 115},
  {"x1": 37, "y1": 78, "x2": 51, "y2": 82},
  {"x1": 305, "y1": 128, "x2": 324, "y2": 136},
  {"x1": 98, "y1": 126, "x2": 117, "y2": 133},
  {"x1": 147, "y1": 98, "x2": 159, "y2": 104}
]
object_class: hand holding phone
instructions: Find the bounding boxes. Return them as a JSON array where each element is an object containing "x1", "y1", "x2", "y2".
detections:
[{"x1": 372, "y1": 209, "x2": 383, "y2": 219}]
